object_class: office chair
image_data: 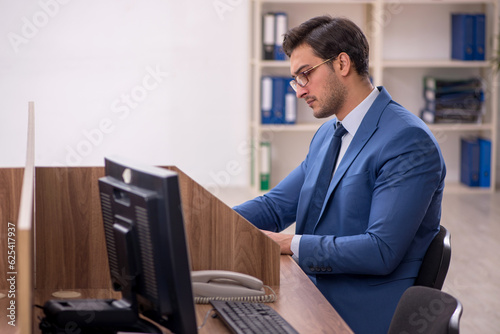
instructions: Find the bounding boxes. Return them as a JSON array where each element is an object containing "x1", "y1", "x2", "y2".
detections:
[
  {"x1": 388, "y1": 286, "x2": 463, "y2": 334},
  {"x1": 414, "y1": 225, "x2": 451, "y2": 290}
]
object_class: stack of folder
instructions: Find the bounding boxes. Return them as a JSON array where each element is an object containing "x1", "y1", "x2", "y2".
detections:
[
  {"x1": 261, "y1": 76, "x2": 297, "y2": 124},
  {"x1": 451, "y1": 13, "x2": 486, "y2": 61},
  {"x1": 460, "y1": 137, "x2": 491, "y2": 187},
  {"x1": 262, "y1": 12, "x2": 288, "y2": 61},
  {"x1": 420, "y1": 77, "x2": 484, "y2": 124}
]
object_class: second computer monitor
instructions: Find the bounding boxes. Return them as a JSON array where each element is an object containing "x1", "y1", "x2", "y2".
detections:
[{"x1": 98, "y1": 156, "x2": 197, "y2": 334}]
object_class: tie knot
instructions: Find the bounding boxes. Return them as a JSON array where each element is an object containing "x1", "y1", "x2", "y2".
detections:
[{"x1": 334, "y1": 122, "x2": 347, "y2": 138}]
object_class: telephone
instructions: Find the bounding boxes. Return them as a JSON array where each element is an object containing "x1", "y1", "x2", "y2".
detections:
[{"x1": 191, "y1": 270, "x2": 276, "y2": 303}]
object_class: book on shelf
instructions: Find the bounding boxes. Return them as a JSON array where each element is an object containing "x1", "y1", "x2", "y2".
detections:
[
  {"x1": 261, "y1": 76, "x2": 296, "y2": 125},
  {"x1": 261, "y1": 12, "x2": 288, "y2": 61},
  {"x1": 420, "y1": 76, "x2": 484, "y2": 124},
  {"x1": 451, "y1": 13, "x2": 486, "y2": 61},
  {"x1": 460, "y1": 136, "x2": 491, "y2": 187}
]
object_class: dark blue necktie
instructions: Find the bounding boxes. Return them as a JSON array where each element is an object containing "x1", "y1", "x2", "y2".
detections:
[{"x1": 307, "y1": 122, "x2": 348, "y2": 226}]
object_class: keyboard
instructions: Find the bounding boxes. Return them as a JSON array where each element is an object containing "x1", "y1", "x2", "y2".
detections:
[{"x1": 210, "y1": 300, "x2": 299, "y2": 334}]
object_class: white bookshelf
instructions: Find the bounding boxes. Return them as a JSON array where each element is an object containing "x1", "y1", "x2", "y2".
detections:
[{"x1": 249, "y1": 0, "x2": 498, "y2": 194}]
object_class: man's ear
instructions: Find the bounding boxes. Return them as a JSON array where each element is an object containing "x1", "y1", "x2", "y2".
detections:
[{"x1": 337, "y1": 52, "x2": 351, "y2": 76}]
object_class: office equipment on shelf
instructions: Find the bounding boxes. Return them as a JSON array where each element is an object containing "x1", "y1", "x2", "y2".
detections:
[
  {"x1": 421, "y1": 76, "x2": 484, "y2": 124},
  {"x1": 424, "y1": 77, "x2": 483, "y2": 96},
  {"x1": 261, "y1": 76, "x2": 274, "y2": 123},
  {"x1": 274, "y1": 12, "x2": 287, "y2": 61},
  {"x1": 474, "y1": 14, "x2": 486, "y2": 60},
  {"x1": 260, "y1": 141, "x2": 271, "y2": 191},
  {"x1": 261, "y1": 76, "x2": 297, "y2": 124},
  {"x1": 460, "y1": 137, "x2": 481, "y2": 187},
  {"x1": 262, "y1": 13, "x2": 275, "y2": 60},
  {"x1": 210, "y1": 300, "x2": 299, "y2": 334},
  {"x1": 284, "y1": 82, "x2": 297, "y2": 124},
  {"x1": 261, "y1": 12, "x2": 287, "y2": 61},
  {"x1": 40, "y1": 156, "x2": 197, "y2": 334},
  {"x1": 271, "y1": 76, "x2": 286, "y2": 123},
  {"x1": 451, "y1": 13, "x2": 486, "y2": 61},
  {"x1": 478, "y1": 138, "x2": 491, "y2": 187},
  {"x1": 451, "y1": 13, "x2": 474, "y2": 60},
  {"x1": 460, "y1": 136, "x2": 491, "y2": 187}
]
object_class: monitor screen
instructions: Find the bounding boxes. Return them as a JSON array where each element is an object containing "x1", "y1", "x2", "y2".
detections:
[{"x1": 98, "y1": 156, "x2": 197, "y2": 333}]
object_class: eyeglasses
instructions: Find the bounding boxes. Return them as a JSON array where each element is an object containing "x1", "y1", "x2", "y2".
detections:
[{"x1": 289, "y1": 56, "x2": 337, "y2": 92}]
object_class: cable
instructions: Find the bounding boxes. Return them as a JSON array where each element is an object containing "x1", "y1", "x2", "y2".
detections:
[
  {"x1": 194, "y1": 285, "x2": 277, "y2": 304},
  {"x1": 197, "y1": 308, "x2": 216, "y2": 330}
]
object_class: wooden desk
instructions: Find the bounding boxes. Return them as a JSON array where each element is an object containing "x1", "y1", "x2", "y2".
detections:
[
  {"x1": 12, "y1": 256, "x2": 351, "y2": 334},
  {"x1": 196, "y1": 255, "x2": 353, "y2": 333}
]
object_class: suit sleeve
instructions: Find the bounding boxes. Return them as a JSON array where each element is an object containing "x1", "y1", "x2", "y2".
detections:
[
  {"x1": 233, "y1": 162, "x2": 306, "y2": 232},
  {"x1": 233, "y1": 122, "x2": 332, "y2": 232},
  {"x1": 299, "y1": 126, "x2": 445, "y2": 276}
]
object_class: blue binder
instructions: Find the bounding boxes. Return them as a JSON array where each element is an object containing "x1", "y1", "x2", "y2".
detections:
[
  {"x1": 474, "y1": 14, "x2": 486, "y2": 61},
  {"x1": 284, "y1": 80, "x2": 297, "y2": 124},
  {"x1": 262, "y1": 13, "x2": 275, "y2": 60},
  {"x1": 451, "y1": 14, "x2": 475, "y2": 61},
  {"x1": 460, "y1": 137, "x2": 480, "y2": 187},
  {"x1": 261, "y1": 77, "x2": 297, "y2": 124},
  {"x1": 271, "y1": 77, "x2": 286, "y2": 123},
  {"x1": 478, "y1": 138, "x2": 491, "y2": 187},
  {"x1": 274, "y1": 13, "x2": 287, "y2": 60},
  {"x1": 261, "y1": 76, "x2": 273, "y2": 124}
]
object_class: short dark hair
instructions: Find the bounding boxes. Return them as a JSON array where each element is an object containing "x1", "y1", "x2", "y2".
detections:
[{"x1": 282, "y1": 16, "x2": 370, "y2": 77}]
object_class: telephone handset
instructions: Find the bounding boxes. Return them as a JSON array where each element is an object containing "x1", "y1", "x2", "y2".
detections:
[{"x1": 191, "y1": 270, "x2": 277, "y2": 303}]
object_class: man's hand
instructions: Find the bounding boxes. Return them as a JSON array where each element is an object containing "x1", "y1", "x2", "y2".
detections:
[{"x1": 262, "y1": 230, "x2": 293, "y2": 255}]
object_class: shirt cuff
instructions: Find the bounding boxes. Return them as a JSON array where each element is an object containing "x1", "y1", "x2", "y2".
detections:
[{"x1": 291, "y1": 235, "x2": 301, "y2": 262}]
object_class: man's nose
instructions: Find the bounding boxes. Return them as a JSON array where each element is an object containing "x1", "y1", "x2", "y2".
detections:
[{"x1": 295, "y1": 85, "x2": 308, "y2": 99}]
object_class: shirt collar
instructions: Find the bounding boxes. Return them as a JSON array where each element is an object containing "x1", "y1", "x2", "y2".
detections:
[{"x1": 337, "y1": 87, "x2": 379, "y2": 136}]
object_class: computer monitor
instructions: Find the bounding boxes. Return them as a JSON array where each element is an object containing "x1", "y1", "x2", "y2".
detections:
[{"x1": 41, "y1": 156, "x2": 197, "y2": 334}]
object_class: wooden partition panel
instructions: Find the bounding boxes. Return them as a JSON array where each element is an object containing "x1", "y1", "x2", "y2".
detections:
[
  {"x1": 34, "y1": 165, "x2": 280, "y2": 290},
  {"x1": 35, "y1": 167, "x2": 109, "y2": 289},
  {"x1": 167, "y1": 166, "x2": 280, "y2": 286},
  {"x1": 0, "y1": 168, "x2": 24, "y2": 290}
]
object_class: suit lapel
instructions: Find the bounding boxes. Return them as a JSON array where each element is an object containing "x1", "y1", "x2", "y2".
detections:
[{"x1": 312, "y1": 87, "x2": 392, "y2": 232}]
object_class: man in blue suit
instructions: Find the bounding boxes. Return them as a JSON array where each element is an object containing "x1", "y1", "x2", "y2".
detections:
[{"x1": 233, "y1": 16, "x2": 446, "y2": 333}]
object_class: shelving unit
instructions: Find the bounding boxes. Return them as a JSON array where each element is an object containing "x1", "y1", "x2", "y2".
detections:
[{"x1": 249, "y1": 0, "x2": 498, "y2": 194}]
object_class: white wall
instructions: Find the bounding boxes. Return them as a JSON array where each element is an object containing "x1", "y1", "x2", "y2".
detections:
[
  {"x1": 2, "y1": 1, "x2": 499, "y2": 190},
  {"x1": 0, "y1": 0, "x2": 250, "y2": 189}
]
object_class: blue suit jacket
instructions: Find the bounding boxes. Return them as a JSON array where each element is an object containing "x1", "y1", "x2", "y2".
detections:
[{"x1": 234, "y1": 87, "x2": 446, "y2": 334}]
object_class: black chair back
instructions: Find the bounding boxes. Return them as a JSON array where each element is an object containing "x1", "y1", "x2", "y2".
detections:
[
  {"x1": 415, "y1": 225, "x2": 451, "y2": 290},
  {"x1": 388, "y1": 286, "x2": 463, "y2": 334}
]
